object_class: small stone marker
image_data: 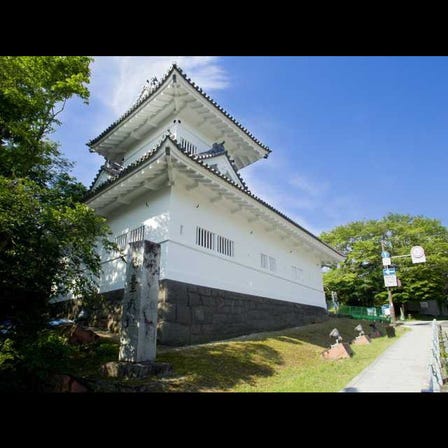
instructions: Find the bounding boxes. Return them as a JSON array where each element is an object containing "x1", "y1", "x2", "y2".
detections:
[
  {"x1": 321, "y1": 328, "x2": 353, "y2": 359},
  {"x1": 368, "y1": 322, "x2": 382, "y2": 338},
  {"x1": 385, "y1": 325, "x2": 396, "y2": 338},
  {"x1": 321, "y1": 342, "x2": 353, "y2": 360},
  {"x1": 352, "y1": 335, "x2": 371, "y2": 345},
  {"x1": 352, "y1": 324, "x2": 371, "y2": 345}
]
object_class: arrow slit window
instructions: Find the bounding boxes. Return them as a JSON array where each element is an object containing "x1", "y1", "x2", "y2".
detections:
[{"x1": 196, "y1": 226, "x2": 234, "y2": 257}]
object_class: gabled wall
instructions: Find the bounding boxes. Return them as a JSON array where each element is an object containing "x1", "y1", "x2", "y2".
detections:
[
  {"x1": 99, "y1": 186, "x2": 171, "y2": 293},
  {"x1": 122, "y1": 118, "x2": 214, "y2": 168},
  {"x1": 201, "y1": 154, "x2": 243, "y2": 187}
]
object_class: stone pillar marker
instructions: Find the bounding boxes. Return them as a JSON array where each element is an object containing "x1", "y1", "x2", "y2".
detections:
[
  {"x1": 101, "y1": 239, "x2": 171, "y2": 379},
  {"x1": 119, "y1": 240, "x2": 160, "y2": 362}
]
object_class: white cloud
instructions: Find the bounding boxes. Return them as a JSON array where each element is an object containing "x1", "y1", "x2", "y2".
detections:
[
  {"x1": 242, "y1": 154, "x2": 360, "y2": 235},
  {"x1": 241, "y1": 169, "x2": 324, "y2": 235},
  {"x1": 289, "y1": 174, "x2": 329, "y2": 197},
  {"x1": 90, "y1": 56, "x2": 229, "y2": 119}
]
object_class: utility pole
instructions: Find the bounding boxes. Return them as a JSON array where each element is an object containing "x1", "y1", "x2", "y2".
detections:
[
  {"x1": 381, "y1": 240, "x2": 396, "y2": 325},
  {"x1": 380, "y1": 238, "x2": 426, "y2": 326}
]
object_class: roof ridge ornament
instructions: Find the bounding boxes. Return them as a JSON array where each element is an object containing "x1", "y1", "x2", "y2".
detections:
[
  {"x1": 135, "y1": 76, "x2": 159, "y2": 105},
  {"x1": 104, "y1": 159, "x2": 124, "y2": 177}
]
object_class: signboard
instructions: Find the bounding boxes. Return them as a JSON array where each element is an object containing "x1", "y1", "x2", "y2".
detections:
[
  {"x1": 384, "y1": 274, "x2": 398, "y2": 287},
  {"x1": 381, "y1": 304, "x2": 390, "y2": 316},
  {"x1": 383, "y1": 267, "x2": 396, "y2": 276},
  {"x1": 382, "y1": 257, "x2": 391, "y2": 266},
  {"x1": 381, "y1": 251, "x2": 390, "y2": 258},
  {"x1": 411, "y1": 246, "x2": 426, "y2": 264}
]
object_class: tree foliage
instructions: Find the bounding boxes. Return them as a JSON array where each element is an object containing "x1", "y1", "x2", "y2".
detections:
[
  {"x1": 0, "y1": 56, "x2": 114, "y2": 334},
  {"x1": 320, "y1": 214, "x2": 448, "y2": 307},
  {"x1": 0, "y1": 56, "x2": 90, "y2": 181}
]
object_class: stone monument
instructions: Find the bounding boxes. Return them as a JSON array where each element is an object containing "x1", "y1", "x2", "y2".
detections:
[
  {"x1": 102, "y1": 240, "x2": 171, "y2": 379},
  {"x1": 351, "y1": 323, "x2": 371, "y2": 345},
  {"x1": 321, "y1": 328, "x2": 353, "y2": 360}
]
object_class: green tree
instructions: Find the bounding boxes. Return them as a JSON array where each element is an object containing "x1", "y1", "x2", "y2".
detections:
[
  {"x1": 0, "y1": 56, "x2": 114, "y2": 335},
  {"x1": 320, "y1": 214, "x2": 448, "y2": 310},
  {"x1": 0, "y1": 57, "x2": 91, "y2": 181}
]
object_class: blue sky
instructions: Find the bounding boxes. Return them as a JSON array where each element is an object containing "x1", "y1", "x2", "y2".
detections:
[{"x1": 54, "y1": 56, "x2": 448, "y2": 236}]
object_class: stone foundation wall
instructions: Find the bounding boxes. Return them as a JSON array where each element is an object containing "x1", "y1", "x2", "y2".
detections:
[
  {"x1": 157, "y1": 279, "x2": 328, "y2": 346},
  {"x1": 52, "y1": 280, "x2": 328, "y2": 346}
]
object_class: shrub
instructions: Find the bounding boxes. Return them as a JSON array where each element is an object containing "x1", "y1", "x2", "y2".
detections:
[{"x1": 21, "y1": 330, "x2": 75, "y2": 381}]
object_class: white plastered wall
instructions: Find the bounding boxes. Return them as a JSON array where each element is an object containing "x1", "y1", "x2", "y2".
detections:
[
  {"x1": 164, "y1": 177, "x2": 326, "y2": 308},
  {"x1": 99, "y1": 186, "x2": 171, "y2": 293}
]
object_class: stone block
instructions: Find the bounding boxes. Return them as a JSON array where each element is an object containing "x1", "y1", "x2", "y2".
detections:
[
  {"x1": 321, "y1": 342, "x2": 353, "y2": 360},
  {"x1": 190, "y1": 324, "x2": 202, "y2": 335},
  {"x1": 351, "y1": 335, "x2": 371, "y2": 345},
  {"x1": 214, "y1": 313, "x2": 231, "y2": 323},
  {"x1": 201, "y1": 287, "x2": 212, "y2": 297},
  {"x1": 201, "y1": 295, "x2": 216, "y2": 307},
  {"x1": 193, "y1": 307, "x2": 205, "y2": 322},
  {"x1": 176, "y1": 304, "x2": 192, "y2": 325},
  {"x1": 159, "y1": 302, "x2": 176, "y2": 321},
  {"x1": 199, "y1": 324, "x2": 214, "y2": 335},
  {"x1": 369, "y1": 330, "x2": 382, "y2": 339},
  {"x1": 158, "y1": 322, "x2": 190, "y2": 346},
  {"x1": 169, "y1": 281, "x2": 187, "y2": 298},
  {"x1": 231, "y1": 314, "x2": 243, "y2": 323},
  {"x1": 167, "y1": 281, "x2": 188, "y2": 306},
  {"x1": 188, "y1": 292, "x2": 202, "y2": 306},
  {"x1": 385, "y1": 326, "x2": 396, "y2": 337}
]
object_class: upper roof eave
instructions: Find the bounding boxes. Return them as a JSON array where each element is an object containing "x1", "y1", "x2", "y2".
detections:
[{"x1": 87, "y1": 64, "x2": 271, "y2": 158}]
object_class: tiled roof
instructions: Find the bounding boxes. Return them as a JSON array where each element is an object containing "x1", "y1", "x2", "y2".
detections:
[
  {"x1": 89, "y1": 164, "x2": 106, "y2": 190},
  {"x1": 196, "y1": 141, "x2": 226, "y2": 158},
  {"x1": 87, "y1": 63, "x2": 271, "y2": 155},
  {"x1": 85, "y1": 134, "x2": 343, "y2": 259}
]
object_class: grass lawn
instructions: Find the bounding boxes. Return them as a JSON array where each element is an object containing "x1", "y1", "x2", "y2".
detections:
[
  {"x1": 68, "y1": 317, "x2": 406, "y2": 392},
  {"x1": 150, "y1": 317, "x2": 406, "y2": 392}
]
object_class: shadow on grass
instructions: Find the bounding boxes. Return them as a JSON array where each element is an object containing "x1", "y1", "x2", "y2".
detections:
[
  {"x1": 157, "y1": 341, "x2": 283, "y2": 391},
  {"x1": 77, "y1": 317, "x2": 394, "y2": 392},
  {"x1": 242, "y1": 317, "x2": 391, "y2": 350},
  {"x1": 275, "y1": 336, "x2": 304, "y2": 345},
  {"x1": 152, "y1": 318, "x2": 391, "y2": 392}
]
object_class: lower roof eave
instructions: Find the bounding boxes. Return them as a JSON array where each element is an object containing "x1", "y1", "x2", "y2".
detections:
[{"x1": 85, "y1": 135, "x2": 344, "y2": 262}]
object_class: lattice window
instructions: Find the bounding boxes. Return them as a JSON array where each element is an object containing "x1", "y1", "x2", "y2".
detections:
[
  {"x1": 260, "y1": 253, "x2": 268, "y2": 269},
  {"x1": 196, "y1": 226, "x2": 216, "y2": 251},
  {"x1": 180, "y1": 137, "x2": 198, "y2": 155},
  {"x1": 196, "y1": 226, "x2": 234, "y2": 257},
  {"x1": 217, "y1": 235, "x2": 234, "y2": 257},
  {"x1": 291, "y1": 265, "x2": 304, "y2": 281},
  {"x1": 269, "y1": 256, "x2": 277, "y2": 272},
  {"x1": 115, "y1": 233, "x2": 128, "y2": 251},
  {"x1": 129, "y1": 225, "x2": 145, "y2": 243}
]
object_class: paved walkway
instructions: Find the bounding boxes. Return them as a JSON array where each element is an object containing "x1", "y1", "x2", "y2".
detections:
[{"x1": 341, "y1": 321, "x2": 433, "y2": 392}]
